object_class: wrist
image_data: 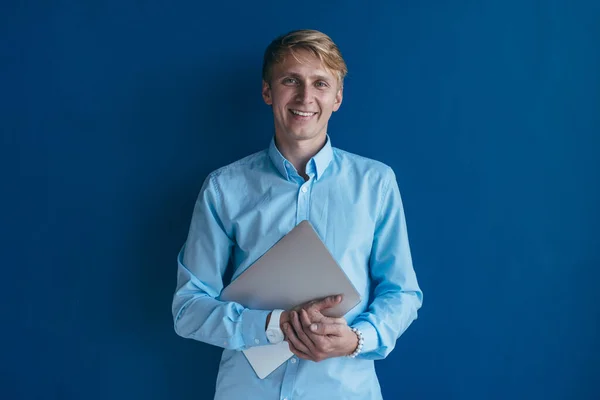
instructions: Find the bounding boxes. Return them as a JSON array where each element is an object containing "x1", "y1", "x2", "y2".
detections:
[
  {"x1": 265, "y1": 312, "x2": 271, "y2": 330},
  {"x1": 265, "y1": 310, "x2": 291, "y2": 331},
  {"x1": 347, "y1": 327, "x2": 364, "y2": 358}
]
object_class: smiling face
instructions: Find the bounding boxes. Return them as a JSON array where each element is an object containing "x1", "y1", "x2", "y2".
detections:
[{"x1": 262, "y1": 49, "x2": 343, "y2": 146}]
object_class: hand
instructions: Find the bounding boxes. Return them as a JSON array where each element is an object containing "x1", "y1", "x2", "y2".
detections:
[
  {"x1": 265, "y1": 295, "x2": 343, "y2": 335},
  {"x1": 282, "y1": 296, "x2": 359, "y2": 362}
]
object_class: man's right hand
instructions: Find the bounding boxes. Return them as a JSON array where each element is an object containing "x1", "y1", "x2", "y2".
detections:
[
  {"x1": 265, "y1": 295, "x2": 345, "y2": 335},
  {"x1": 286, "y1": 295, "x2": 346, "y2": 330},
  {"x1": 283, "y1": 295, "x2": 362, "y2": 362}
]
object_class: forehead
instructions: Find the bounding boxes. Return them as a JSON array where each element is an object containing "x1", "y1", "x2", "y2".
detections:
[{"x1": 271, "y1": 49, "x2": 337, "y2": 81}]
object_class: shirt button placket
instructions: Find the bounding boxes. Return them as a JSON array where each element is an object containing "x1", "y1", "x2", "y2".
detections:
[
  {"x1": 296, "y1": 182, "x2": 311, "y2": 223},
  {"x1": 280, "y1": 355, "x2": 299, "y2": 400}
]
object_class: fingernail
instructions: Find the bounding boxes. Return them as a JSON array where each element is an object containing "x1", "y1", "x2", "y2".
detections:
[
  {"x1": 310, "y1": 324, "x2": 318, "y2": 332},
  {"x1": 283, "y1": 323, "x2": 289, "y2": 329}
]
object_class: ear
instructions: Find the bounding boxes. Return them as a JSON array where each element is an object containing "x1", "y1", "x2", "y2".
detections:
[
  {"x1": 332, "y1": 85, "x2": 343, "y2": 112},
  {"x1": 262, "y1": 80, "x2": 272, "y2": 105}
]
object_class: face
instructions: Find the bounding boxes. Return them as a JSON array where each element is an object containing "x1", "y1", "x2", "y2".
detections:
[{"x1": 262, "y1": 50, "x2": 343, "y2": 146}]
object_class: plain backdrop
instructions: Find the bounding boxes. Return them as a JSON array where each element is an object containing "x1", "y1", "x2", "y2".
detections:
[{"x1": 1, "y1": 1, "x2": 599, "y2": 399}]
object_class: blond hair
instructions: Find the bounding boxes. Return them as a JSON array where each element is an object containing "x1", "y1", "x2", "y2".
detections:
[{"x1": 262, "y1": 29, "x2": 348, "y2": 85}]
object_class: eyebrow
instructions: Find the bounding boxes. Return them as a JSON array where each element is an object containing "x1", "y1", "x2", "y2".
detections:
[{"x1": 281, "y1": 72, "x2": 334, "y2": 83}]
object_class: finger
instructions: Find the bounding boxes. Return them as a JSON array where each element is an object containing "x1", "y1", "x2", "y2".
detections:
[
  {"x1": 299, "y1": 309, "x2": 338, "y2": 336},
  {"x1": 299, "y1": 308, "x2": 314, "y2": 328},
  {"x1": 291, "y1": 310, "x2": 316, "y2": 350},
  {"x1": 319, "y1": 316, "x2": 347, "y2": 325},
  {"x1": 300, "y1": 310, "x2": 340, "y2": 357},
  {"x1": 311, "y1": 294, "x2": 343, "y2": 312},
  {"x1": 299, "y1": 305, "x2": 346, "y2": 327},
  {"x1": 308, "y1": 320, "x2": 346, "y2": 337},
  {"x1": 301, "y1": 309, "x2": 339, "y2": 340},
  {"x1": 283, "y1": 320, "x2": 312, "y2": 357},
  {"x1": 287, "y1": 339, "x2": 312, "y2": 361}
]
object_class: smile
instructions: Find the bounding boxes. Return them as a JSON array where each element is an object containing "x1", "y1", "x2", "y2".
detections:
[{"x1": 290, "y1": 109, "x2": 317, "y2": 117}]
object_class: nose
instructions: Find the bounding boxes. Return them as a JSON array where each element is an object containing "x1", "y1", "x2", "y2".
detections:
[{"x1": 295, "y1": 84, "x2": 314, "y2": 104}]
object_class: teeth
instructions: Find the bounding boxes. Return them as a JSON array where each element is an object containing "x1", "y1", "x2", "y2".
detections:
[{"x1": 291, "y1": 110, "x2": 315, "y2": 117}]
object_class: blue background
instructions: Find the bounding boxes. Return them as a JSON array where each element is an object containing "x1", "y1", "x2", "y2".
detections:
[{"x1": 1, "y1": 1, "x2": 599, "y2": 399}]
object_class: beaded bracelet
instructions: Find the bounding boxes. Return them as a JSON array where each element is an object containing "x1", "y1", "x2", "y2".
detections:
[{"x1": 348, "y1": 327, "x2": 364, "y2": 358}]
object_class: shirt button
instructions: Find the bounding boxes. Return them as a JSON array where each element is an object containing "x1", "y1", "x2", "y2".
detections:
[
  {"x1": 301, "y1": 186, "x2": 308, "y2": 193},
  {"x1": 254, "y1": 339, "x2": 260, "y2": 344},
  {"x1": 290, "y1": 357, "x2": 297, "y2": 364}
]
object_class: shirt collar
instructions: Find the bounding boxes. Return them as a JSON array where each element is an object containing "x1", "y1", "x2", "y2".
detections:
[{"x1": 268, "y1": 135, "x2": 334, "y2": 181}]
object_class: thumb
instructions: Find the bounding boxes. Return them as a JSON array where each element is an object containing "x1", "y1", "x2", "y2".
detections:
[
  {"x1": 314, "y1": 294, "x2": 343, "y2": 311},
  {"x1": 309, "y1": 321, "x2": 344, "y2": 336}
]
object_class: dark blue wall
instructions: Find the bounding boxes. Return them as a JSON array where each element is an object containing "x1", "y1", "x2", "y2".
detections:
[{"x1": 2, "y1": 1, "x2": 598, "y2": 399}]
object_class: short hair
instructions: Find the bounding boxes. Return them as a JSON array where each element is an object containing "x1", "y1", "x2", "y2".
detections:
[{"x1": 262, "y1": 29, "x2": 348, "y2": 86}]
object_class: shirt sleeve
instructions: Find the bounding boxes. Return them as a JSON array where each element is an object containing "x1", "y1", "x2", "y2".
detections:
[
  {"x1": 351, "y1": 168, "x2": 423, "y2": 360},
  {"x1": 171, "y1": 175, "x2": 271, "y2": 350}
]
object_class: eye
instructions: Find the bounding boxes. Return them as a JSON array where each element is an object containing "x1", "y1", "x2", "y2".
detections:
[
  {"x1": 282, "y1": 77, "x2": 299, "y2": 85},
  {"x1": 315, "y1": 81, "x2": 329, "y2": 88}
]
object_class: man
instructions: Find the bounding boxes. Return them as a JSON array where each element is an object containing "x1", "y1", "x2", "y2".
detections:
[{"x1": 172, "y1": 29, "x2": 423, "y2": 399}]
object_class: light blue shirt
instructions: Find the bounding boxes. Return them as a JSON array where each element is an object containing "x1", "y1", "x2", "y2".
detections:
[{"x1": 172, "y1": 136, "x2": 423, "y2": 400}]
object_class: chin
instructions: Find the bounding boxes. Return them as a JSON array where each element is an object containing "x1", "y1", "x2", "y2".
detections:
[
  {"x1": 294, "y1": 133, "x2": 324, "y2": 142},
  {"x1": 286, "y1": 128, "x2": 325, "y2": 140}
]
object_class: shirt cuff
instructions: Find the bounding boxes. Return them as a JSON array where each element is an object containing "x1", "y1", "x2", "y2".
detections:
[
  {"x1": 351, "y1": 320, "x2": 379, "y2": 354},
  {"x1": 241, "y1": 309, "x2": 271, "y2": 348}
]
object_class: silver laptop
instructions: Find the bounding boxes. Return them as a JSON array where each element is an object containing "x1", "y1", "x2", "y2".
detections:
[{"x1": 219, "y1": 220, "x2": 361, "y2": 378}]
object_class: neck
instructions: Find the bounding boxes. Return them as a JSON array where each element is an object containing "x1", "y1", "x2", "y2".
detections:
[{"x1": 274, "y1": 133, "x2": 327, "y2": 180}]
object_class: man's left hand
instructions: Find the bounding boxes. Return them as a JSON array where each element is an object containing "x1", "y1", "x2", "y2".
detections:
[{"x1": 282, "y1": 308, "x2": 358, "y2": 362}]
